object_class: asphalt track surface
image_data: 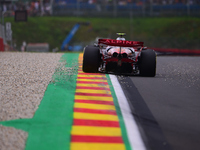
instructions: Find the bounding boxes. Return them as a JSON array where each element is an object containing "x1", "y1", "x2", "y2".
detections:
[
  {"x1": 118, "y1": 56, "x2": 200, "y2": 150},
  {"x1": 1, "y1": 54, "x2": 200, "y2": 150}
]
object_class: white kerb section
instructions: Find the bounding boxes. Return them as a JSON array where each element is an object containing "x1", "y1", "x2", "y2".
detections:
[{"x1": 109, "y1": 74, "x2": 146, "y2": 150}]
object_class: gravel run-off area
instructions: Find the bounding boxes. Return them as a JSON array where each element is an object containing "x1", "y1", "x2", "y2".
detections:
[{"x1": 0, "y1": 52, "x2": 63, "y2": 150}]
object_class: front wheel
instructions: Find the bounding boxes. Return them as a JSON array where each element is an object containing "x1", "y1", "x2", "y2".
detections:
[
  {"x1": 82, "y1": 45, "x2": 100, "y2": 73},
  {"x1": 139, "y1": 49, "x2": 156, "y2": 77}
]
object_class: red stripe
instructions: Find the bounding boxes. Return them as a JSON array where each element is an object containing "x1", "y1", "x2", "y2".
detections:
[
  {"x1": 71, "y1": 135, "x2": 123, "y2": 143},
  {"x1": 75, "y1": 99, "x2": 114, "y2": 105},
  {"x1": 74, "y1": 108, "x2": 117, "y2": 115},
  {"x1": 73, "y1": 119, "x2": 120, "y2": 127},
  {"x1": 75, "y1": 92, "x2": 112, "y2": 97},
  {"x1": 76, "y1": 86, "x2": 110, "y2": 90},
  {"x1": 77, "y1": 77, "x2": 107, "y2": 80},
  {"x1": 77, "y1": 81, "x2": 108, "y2": 85}
]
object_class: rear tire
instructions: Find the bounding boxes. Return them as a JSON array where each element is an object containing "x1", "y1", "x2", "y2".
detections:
[
  {"x1": 139, "y1": 49, "x2": 156, "y2": 77},
  {"x1": 82, "y1": 45, "x2": 100, "y2": 73}
]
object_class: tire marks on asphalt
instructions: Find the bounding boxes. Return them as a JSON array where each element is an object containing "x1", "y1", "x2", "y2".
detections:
[{"x1": 117, "y1": 76, "x2": 172, "y2": 150}]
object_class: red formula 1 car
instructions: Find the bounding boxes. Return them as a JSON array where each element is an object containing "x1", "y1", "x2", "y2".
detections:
[{"x1": 82, "y1": 33, "x2": 156, "y2": 77}]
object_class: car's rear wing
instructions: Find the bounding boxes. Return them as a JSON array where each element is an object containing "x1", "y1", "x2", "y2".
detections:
[{"x1": 98, "y1": 39, "x2": 144, "y2": 47}]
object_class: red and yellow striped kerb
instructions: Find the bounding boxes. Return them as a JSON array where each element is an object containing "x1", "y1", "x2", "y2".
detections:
[{"x1": 70, "y1": 54, "x2": 126, "y2": 150}]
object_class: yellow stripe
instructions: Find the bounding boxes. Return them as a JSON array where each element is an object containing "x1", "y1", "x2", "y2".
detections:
[
  {"x1": 76, "y1": 89, "x2": 111, "y2": 94},
  {"x1": 75, "y1": 95, "x2": 113, "y2": 101},
  {"x1": 78, "y1": 71, "x2": 84, "y2": 73},
  {"x1": 78, "y1": 75, "x2": 106, "y2": 78},
  {"x1": 71, "y1": 54, "x2": 125, "y2": 150},
  {"x1": 76, "y1": 83, "x2": 109, "y2": 88},
  {"x1": 73, "y1": 112, "x2": 118, "y2": 121},
  {"x1": 71, "y1": 126, "x2": 121, "y2": 136},
  {"x1": 70, "y1": 143, "x2": 125, "y2": 150},
  {"x1": 77, "y1": 78, "x2": 107, "y2": 82},
  {"x1": 74, "y1": 103, "x2": 116, "y2": 110}
]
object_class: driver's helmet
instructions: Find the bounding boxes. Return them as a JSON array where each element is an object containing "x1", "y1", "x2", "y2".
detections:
[
  {"x1": 116, "y1": 33, "x2": 126, "y2": 41},
  {"x1": 116, "y1": 37, "x2": 125, "y2": 40}
]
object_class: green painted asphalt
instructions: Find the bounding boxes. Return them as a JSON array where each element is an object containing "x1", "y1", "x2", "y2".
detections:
[{"x1": 0, "y1": 53, "x2": 131, "y2": 150}]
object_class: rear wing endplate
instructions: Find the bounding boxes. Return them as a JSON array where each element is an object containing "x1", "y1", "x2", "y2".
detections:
[{"x1": 98, "y1": 39, "x2": 144, "y2": 47}]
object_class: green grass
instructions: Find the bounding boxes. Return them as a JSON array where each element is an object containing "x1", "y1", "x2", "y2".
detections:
[{"x1": 4, "y1": 16, "x2": 200, "y2": 51}]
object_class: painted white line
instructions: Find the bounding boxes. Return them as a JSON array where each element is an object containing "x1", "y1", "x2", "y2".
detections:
[{"x1": 109, "y1": 74, "x2": 146, "y2": 150}]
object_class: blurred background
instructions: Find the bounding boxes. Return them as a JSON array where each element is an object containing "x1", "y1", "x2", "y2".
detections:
[{"x1": 0, "y1": 0, "x2": 200, "y2": 52}]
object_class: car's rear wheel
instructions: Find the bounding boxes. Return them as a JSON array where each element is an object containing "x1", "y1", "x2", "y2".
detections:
[
  {"x1": 139, "y1": 49, "x2": 156, "y2": 77},
  {"x1": 82, "y1": 45, "x2": 100, "y2": 73}
]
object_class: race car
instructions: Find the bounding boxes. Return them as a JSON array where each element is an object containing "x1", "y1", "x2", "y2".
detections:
[{"x1": 82, "y1": 33, "x2": 156, "y2": 77}]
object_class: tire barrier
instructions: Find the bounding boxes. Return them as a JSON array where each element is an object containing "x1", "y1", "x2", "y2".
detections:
[{"x1": 0, "y1": 38, "x2": 4, "y2": 51}]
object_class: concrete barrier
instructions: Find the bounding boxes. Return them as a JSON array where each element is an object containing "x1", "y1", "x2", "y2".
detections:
[{"x1": 26, "y1": 43, "x2": 49, "y2": 52}]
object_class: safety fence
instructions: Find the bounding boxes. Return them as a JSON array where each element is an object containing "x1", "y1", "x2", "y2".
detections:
[{"x1": 53, "y1": 3, "x2": 200, "y2": 17}]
